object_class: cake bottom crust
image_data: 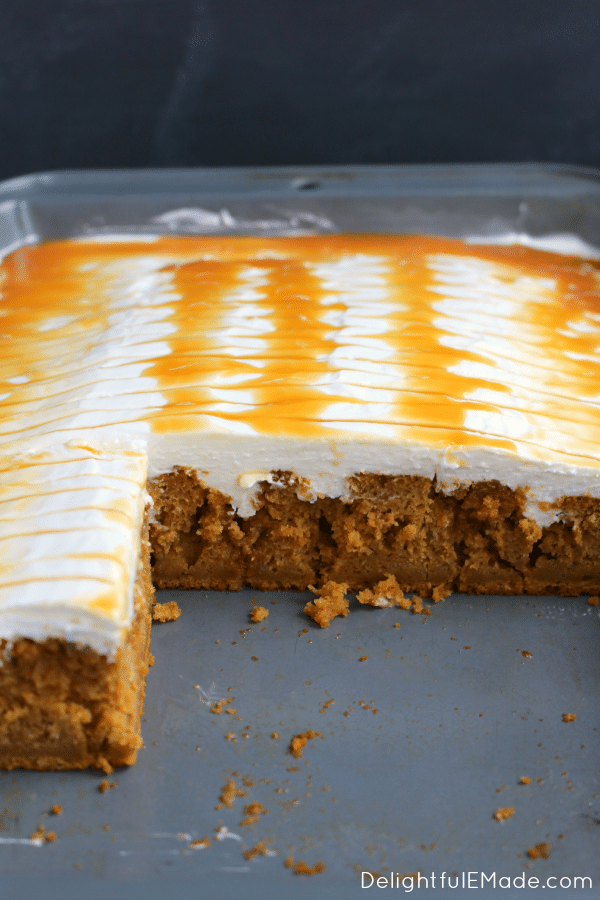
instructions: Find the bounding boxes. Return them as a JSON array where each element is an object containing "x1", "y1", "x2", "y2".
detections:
[
  {"x1": 148, "y1": 469, "x2": 600, "y2": 599},
  {"x1": 0, "y1": 519, "x2": 154, "y2": 773}
]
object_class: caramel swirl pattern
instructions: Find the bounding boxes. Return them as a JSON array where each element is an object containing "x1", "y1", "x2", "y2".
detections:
[{"x1": 1, "y1": 235, "x2": 599, "y2": 459}]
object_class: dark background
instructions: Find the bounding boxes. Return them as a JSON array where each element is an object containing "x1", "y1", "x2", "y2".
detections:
[{"x1": 1, "y1": 0, "x2": 600, "y2": 183}]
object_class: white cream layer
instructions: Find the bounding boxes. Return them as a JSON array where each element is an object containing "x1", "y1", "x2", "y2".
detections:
[{"x1": 0, "y1": 444, "x2": 147, "y2": 658}]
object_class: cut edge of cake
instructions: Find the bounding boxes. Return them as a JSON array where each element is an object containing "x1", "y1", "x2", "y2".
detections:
[{"x1": 0, "y1": 512, "x2": 153, "y2": 773}]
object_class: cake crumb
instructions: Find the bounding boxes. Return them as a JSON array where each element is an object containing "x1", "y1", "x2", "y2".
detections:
[
  {"x1": 290, "y1": 730, "x2": 321, "y2": 759},
  {"x1": 30, "y1": 823, "x2": 57, "y2": 845},
  {"x1": 30, "y1": 824, "x2": 46, "y2": 842},
  {"x1": 520, "y1": 776, "x2": 531, "y2": 785},
  {"x1": 494, "y1": 807, "x2": 515, "y2": 822},
  {"x1": 153, "y1": 600, "x2": 181, "y2": 622},
  {"x1": 211, "y1": 698, "x2": 234, "y2": 714},
  {"x1": 98, "y1": 757, "x2": 114, "y2": 775},
  {"x1": 98, "y1": 780, "x2": 116, "y2": 794},
  {"x1": 250, "y1": 606, "x2": 269, "y2": 623},
  {"x1": 562, "y1": 713, "x2": 577, "y2": 722},
  {"x1": 527, "y1": 842, "x2": 550, "y2": 860},
  {"x1": 432, "y1": 583, "x2": 452, "y2": 603},
  {"x1": 411, "y1": 595, "x2": 425, "y2": 614},
  {"x1": 357, "y1": 575, "x2": 411, "y2": 610},
  {"x1": 50, "y1": 805, "x2": 63, "y2": 816},
  {"x1": 244, "y1": 841, "x2": 272, "y2": 860},
  {"x1": 295, "y1": 860, "x2": 326, "y2": 875},
  {"x1": 225, "y1": 732, "x2": 237, "y2": 742},
  {"x1": 304, "y1": 582, "x2": 349, "y2": 628},
  {"x1": 189, "y1": 837, "x2": 211, "y2": 850},
  {"x1": 216, "y1": 778, "x2": 246, "y2": 809},
  {"x1": 271, "y1": 732, "x2": 280, "y2": 739},
  {"x1": 357, "y1": 575, "x2": 432, "y2": 616},
  {"x1": 286, "y1": 855, "x2": 325, "y2": 875},
  {"x1": 359, "y1": 656, "x2": 368, "y2": 662},
  {"x1": 240, "y1": 802, "x2": 269, "y2": 826},
  {"x1": 587, "y1": 596, "x2": 599, "y2": 606}
]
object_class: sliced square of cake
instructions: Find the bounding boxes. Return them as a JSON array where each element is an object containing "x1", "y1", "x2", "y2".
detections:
[{"x1": 0, "y1": 445, "x2": 152, "y2": 771}]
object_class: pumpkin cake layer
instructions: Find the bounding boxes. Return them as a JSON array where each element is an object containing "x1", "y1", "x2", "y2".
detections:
[
  {"x1": 149, "y1": 469, "x2": 600, "y2": 598},
  {"x1": 0, "y1": 233, "x2": 600, "y2": 770}
]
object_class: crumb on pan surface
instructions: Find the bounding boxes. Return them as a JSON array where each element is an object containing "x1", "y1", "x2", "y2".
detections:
[
  {"x1": 152, "y1": 601, "x2": 181, "y2": 622},
  {"x1": 250, "y1": 606, "x2": 269, "y2": 623}
]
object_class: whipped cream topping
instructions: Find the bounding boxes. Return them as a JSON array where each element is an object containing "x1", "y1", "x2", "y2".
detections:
[
  {"x1": 0, "y1": 444, "x2": 147, "y2": 657},
  {"x1": 1, "y1": 233, "x2": 599, "y2": 654}
]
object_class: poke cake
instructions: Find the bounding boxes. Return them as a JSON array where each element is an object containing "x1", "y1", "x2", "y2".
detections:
[{"x1": 0, "y1": 233, "x2": 599, "y2": 771}]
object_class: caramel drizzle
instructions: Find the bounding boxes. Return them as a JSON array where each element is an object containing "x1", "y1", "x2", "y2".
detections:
[{"x1": 0, "y1": 235, "x2": 599, "y2": 457}]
